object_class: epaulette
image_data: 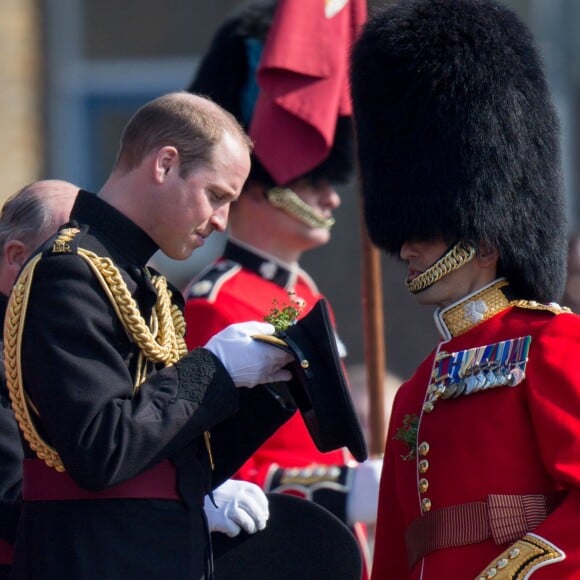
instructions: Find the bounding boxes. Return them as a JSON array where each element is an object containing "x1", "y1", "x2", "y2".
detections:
[
  {"x1": 42, "y1": 223, "x2": 89, "y2": 257},
  {"x1": 511, "y1": 299, "x2": 572, "y2": 315},
  {"x1": 7, "y1": 224, "x2": 187, "y2": 473},
  {"x1": 188, "y1": 260, "x2": 240, "y2": 301}
]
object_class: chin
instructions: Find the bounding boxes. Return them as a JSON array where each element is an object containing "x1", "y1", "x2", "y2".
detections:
[
  {"x1": 163, "y1": 247, "x2": 193, "y2": 261},
  {"x1": 411, "y1": 286, "x2": 441, "y2": 306},
  {"x1": 305, "y1": 229, "x2": 331, "y2": 246},
  {"x1": 411, "y1": 291, "x2": 428, "y2": 304}
]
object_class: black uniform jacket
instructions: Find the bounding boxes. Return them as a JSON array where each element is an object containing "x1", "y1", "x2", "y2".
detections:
[{"x1": 10, "y1": 191, "x2": 295, "y2": 580}]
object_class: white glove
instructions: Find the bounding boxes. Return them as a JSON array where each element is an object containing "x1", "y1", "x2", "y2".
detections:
[
  {"x1": 346, "y1": 458, "x2": 383, "y2": 526},
  {"x1": 204, "y1": 321, "x2": 293, "y2": 388},
  {"x1": 204, "y1": 479, "x2": 269, "y2": 537}
]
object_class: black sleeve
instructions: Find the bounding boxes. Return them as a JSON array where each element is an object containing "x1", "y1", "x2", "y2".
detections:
[
  {"x1": 209, "y1": 386, "x2": 296, "y2": 486},
  {"x1": 19, "y1": 252, "x2": 239, "y2": 490}
]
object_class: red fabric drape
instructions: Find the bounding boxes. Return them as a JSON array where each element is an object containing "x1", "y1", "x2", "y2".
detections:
[{"x1": 250, "y1": 0, "x2": 367, "y2": 185}]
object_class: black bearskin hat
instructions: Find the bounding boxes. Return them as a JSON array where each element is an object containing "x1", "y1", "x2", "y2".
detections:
[
  {"x1": 350, "y1": 0, "x2": 567, "y2": 302},
  {"x1": 188, "y1": 0, "x2": 354, "y2": 188}
]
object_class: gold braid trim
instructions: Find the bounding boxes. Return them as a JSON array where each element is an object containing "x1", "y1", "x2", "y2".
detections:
[
  {"x1": 511, "y1": 299, "x2": 571, "y2": 315},
  {"x1": 267, "y1": 187, "x2": 336, "y2": 230},
  {"x1": 440, "y1": 279, "x2": 510, "y2": 337},
  {"x1": 78, "y1": 249, "x2": 187, "y2": 365},
  {"x1": 4, "y1": 254, "x2": 64, "y2": 470},
  {"x1": 4, "y1": 240, "x2": 187, "y2": 471},
  {"x1": 475, "y1": 533, "x2": 565, "y2": 579},
  {"x1": 406, "y1": 242, "x2": 476, "y2": 294}
]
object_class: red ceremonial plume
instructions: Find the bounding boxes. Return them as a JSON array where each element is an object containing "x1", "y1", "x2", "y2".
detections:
[{"x1": 249, "y1": 0, "x2": 367, "y2": 185}]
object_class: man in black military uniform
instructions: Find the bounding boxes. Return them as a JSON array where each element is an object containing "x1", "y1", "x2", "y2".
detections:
[
  {"x1": 5, "y1": 92, "x2": 296, "y2": 580},
  {"x1": 0, "y1": 179, "x2": 77, "y2": 579}
]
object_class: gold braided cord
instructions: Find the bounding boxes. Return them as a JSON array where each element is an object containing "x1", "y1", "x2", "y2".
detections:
[
  {"x1": 4, "y1": 254, "x2": 65, "y2": 470},
  {"x1": 4, "y1": 244, "x2": 187, "y2": 471},
  {"x1": 511, "y1": 299, "x2": 572, "y2": 315},
  {"x1": 78, "y1": 249, "x2": 186, "y2": 365},
  {"x1": 267, "y1": 187, "x2": 336, "y2": 230},
  {"x1": 406, "y1": 242, "x2": 476, "y2": 294}
]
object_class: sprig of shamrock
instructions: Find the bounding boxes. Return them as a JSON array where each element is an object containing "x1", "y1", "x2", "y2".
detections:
[
  {"x1": 264, "y1": 293, "x2": 306, "y2": 333},
  {"x1": 393, "y1": 413, "x2": 419, "y2": 461}
]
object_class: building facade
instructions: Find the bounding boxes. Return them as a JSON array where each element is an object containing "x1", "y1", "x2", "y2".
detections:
[{"x1": 1, "y1": 0, "x2": 578, "y2": 379}]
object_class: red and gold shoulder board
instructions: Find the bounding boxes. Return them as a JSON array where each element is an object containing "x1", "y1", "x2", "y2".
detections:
[{"x1": 511, "y1": 300, "x2": 571, "y2": 315}]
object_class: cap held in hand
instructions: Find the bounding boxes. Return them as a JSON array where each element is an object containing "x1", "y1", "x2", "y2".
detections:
[{"x1": 253, "y1": 298, "x2": 368, "y2": 462}]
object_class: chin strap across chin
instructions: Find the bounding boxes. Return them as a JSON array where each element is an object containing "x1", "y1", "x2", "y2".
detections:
[
  {"x1": 406, "y1": 242, "x2": 476, "y2": 294},
  {"x1": 266, "y1": 187, "x2": 335, "y2": 230}
]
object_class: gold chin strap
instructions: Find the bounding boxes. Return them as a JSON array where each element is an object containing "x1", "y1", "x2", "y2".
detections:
[
  {"x1": 4, "y1": 237, "x2": 187, "y2": 472},
  {"x1": 405, "y1": 242, "x2": 476, "y2": 294},
  {"x1": 266, "y1": 187, "x2": 335, "y2": 230}
]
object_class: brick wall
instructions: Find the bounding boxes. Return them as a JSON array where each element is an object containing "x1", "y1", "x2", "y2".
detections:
[{"x1": 0, "y1": 0, "x2": 42, "y2": 203}]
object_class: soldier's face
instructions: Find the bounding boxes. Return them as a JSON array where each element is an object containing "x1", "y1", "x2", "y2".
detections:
[
  {"x1": 271, "y1": 178, "x2": 341, "y2": 249},
  {"x1": 400, "y1": 239, "x2": 498, "y2": 308}
]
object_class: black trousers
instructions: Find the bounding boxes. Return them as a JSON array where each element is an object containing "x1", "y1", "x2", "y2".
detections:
[{"x1": 11, "y1": 499, "x2": 209, "y2": 579}]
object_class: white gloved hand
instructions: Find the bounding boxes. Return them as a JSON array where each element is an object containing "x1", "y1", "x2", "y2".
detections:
[
  {"x1": 204, "y1": 479, "x2": 270, "y2": 537},
  {"x1": 204, "y1": 321, "x2": 293, "y2": 388},
  {"x1": 346, "y1": 458, "x2": 383, "y2": 526}
]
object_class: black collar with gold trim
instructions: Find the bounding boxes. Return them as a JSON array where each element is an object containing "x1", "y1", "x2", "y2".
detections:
[{"x1": 224, "y1": 240, "x2": 295, "y2": 289}]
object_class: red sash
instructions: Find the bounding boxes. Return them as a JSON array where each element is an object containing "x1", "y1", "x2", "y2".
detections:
[
  {"x1": 22, "y1": 458, "x2": 180, "y2": 501},
  {"x1": 0, "y1": 538, "x2": 14, "y2": 565}
]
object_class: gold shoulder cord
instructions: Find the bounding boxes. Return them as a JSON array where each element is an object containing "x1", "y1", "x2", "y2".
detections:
[
  {"x1": 4, "y1": 228, "x2": 187, "y2": 472},
  {"x1": 511, "y1": 299, "x2": 571, "y2": 315}
]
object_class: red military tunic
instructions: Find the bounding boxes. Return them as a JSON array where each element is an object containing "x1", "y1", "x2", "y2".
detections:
[
  {"x1": 184, "y1": 240, "x2": 351, "y2": 484},
  {"x1": 185, "y1": 240, "x2": 371, "y2": 574},
  {"x1": 371, "y1": 279, "x2": 580, "y2": 579}
]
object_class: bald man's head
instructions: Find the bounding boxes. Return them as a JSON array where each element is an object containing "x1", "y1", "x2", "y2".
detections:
[{"x1": 0, "y1": 179, "x2": 78, "y2": 294}]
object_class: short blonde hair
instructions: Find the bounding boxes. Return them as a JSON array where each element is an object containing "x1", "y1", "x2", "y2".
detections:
[{"x1": 115, "y1": 91, "x2": 252, "y2": 177}]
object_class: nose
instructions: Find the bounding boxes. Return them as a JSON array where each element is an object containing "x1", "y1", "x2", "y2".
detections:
[
  {"x1": 399, "y1": 241, "x2": 417, "y2": 261},
  {"x1": 210, "y1": 206, "x2": 229, "y2": 233},
  {"x1": 318, "y1": 182, "x2": 341, "y2": 210}
]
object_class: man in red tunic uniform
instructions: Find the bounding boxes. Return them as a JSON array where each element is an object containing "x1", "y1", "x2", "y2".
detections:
[
  {"x1": 184, "y1": 1, "x2": 381, "y2": 572},
  {"x1": 350, "y1": 0, "x2": 580, "y2": 578}
]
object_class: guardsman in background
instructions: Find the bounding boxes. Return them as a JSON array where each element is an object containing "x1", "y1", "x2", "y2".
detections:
[
  {"x1": 0, "y1": 180, "x2": 77, "y2": 580},
  {"x1": 351, "y1": 0, "x2": 580, "y2": 577},
  {"x1": 184, "y1": 0, "x2": 379, "y2": 574}
]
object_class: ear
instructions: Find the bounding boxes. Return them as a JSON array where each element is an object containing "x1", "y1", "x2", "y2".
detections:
[
  {"x1": 477, "y1": 242, "x2": 500, "y2": 266},
  {"x1": 242, "y1": 181, "x2": 267, "y2": 203},
  {"x1": 4, "y1": 239, "x2": 29, "y2": 270},
  {"x1": 153, "y1": 146, "x2": 179, "y2": 183}
]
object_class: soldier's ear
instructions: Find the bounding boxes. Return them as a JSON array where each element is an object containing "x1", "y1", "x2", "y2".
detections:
[
  {"x1": 242, "y1": 181, "x2": 267, "y2": 203},
  {"x1": 477, "y1": 242, "x2": 500, "y2": 266}
]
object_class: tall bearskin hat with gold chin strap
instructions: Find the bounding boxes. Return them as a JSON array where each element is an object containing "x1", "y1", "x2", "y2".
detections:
[
  {"x1": 187, "y1": 0, "x2": 354, "y2": 191},
  {"x1": 350, "y1": 0, "x2": 567, "y2": 303}
]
